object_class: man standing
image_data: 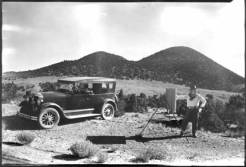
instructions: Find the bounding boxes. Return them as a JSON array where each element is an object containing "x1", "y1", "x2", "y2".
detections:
[{"x1": 177, "y1": 85, "x2": 207, "y2": 138}]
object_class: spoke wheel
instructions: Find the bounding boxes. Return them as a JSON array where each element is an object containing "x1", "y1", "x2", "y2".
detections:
[
  {"x1": 38, "y1": 108, "x2": 60, "y2": 129},
  {"x1": 101, "y1": 103, "x2": 115, "y2": 120}
]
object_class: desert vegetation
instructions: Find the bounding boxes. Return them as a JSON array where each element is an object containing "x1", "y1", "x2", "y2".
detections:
[
  {"x1": 95, "y1": 151, "x2": 108, "y2": 163},
  {"x1": 2, "y1": 79, "x2": 244, "y2": 136},
  {"x1": 68, "y1": 140, "x2": 109, "y2": 163},
  {"x1": 2, "y1": 82, "x2": 26, "y2": 103},
  {"x1": 69, "y1": 140, "x2": 99, "y2": 158},
  {"x1": 133, "y1": 146, "x2": 169, "y2": 163},
  {"x1": 118, "y1": 89, "x2": 245, "y2": 135},
  {"x1": 16, "y1": 132, "x2": 35, "y2": 145}
]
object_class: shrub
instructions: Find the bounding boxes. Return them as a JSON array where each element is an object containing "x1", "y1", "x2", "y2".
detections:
[
  {"x1": 199, "y1": 97, "x2": 226, "y2": 132},
  {"x1": 125, "y1": 94, "x2": 137, "y2": 112},
  {"x1": 115, "y1": 99, "x2": 126, "y2": 117},
  {"x1": 134, "y1": 150, "x2": 150, "y2": 162},
  {"x1": 134, "y1": 147, "x2": 168, "y2": 162},
  {"x1": 2, "y1": 82, "x2": 25, "y2": 103},
  {"x1": 223, "y1": 94, "x2": 245, "y2": 130},
  {"x1": 227, "y1": 95, "x2": 245, "y2": 108},
  {"x1": 69, "y1": 140, "x2": 99, "y2": 158},
  {"x1": 214, "y1": 99, "x2": 226, "y2": 119},
  {"x1": 117, "y1": 89, "x2": 124, "y2": 100},
  {"x1": 136, "y1": 93, "x2": 148, "y2": 113},
  {"x1": 16, "y1": 132, "x2": 35, "y2": 145},
  {"x1": 2, "y1": 82, "x2": 18, "y2": 102},
  {"x1": 147, "y1": 94, "x2": 167, "y2": 108},
  {"x1": 95, "y1": 151, "x2": 108, "y2": 163}
]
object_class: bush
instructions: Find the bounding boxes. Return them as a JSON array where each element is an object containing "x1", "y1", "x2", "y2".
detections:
[
  {"x1": 69, "y1": 140, "x2": 99, "y2": 158},
  {"x1": 200, "y1": 97, "x2": 226, "y2": 132},
  {"x1": 136, "y1": 93, "x2": 148, "y2": 113},
  {"x1": 117, "y1": 89, "x2": 124, "y2": 100},
  {"x1": 95, "y1": 151, "x2": 108, "y2": 163},
  {"x1": 223, "y1": 94, "x2": 245, "y2": 131},
  {"x1": 124, "y1": 93, "x2": 167, "y2": 113},
  {"x1": 2, "y1": 82, "x2": 20, "y2": 103},
  {"x1": 134, "y1": 147, "x2": 168, "y2": 162},
  {"x1": 125, "y1": 94, "x2": 138, "y2": 112},
  {"x1": 16, "y1": 132, "x2": 35, "y2": 145},
  {"x1": 227, "y1": 95, "x2": 245, "y2": 108},
  {"x1": 147, "y1": 94, "x2": 167, "y2": 108},
  {"x1": 115, "y1": 99, "x2": 126, "y2": 117}
]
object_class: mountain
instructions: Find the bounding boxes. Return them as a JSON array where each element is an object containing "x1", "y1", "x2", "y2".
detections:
[
  {"x1": 3, "y1": 47, "x2": 244, "y2": 91},
  {"x1": 137, "y1": 46, "x2": 244, "y2": 90}
]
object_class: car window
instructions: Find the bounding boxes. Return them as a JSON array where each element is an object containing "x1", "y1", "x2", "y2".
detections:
[
  {"x1": 101, "y1": 83, "x2": 108, "y2": 93},
  {"x1": 88, "y1": 83, "x2": 93, "y2": 89},
  {"x1": 109, "y1": 83, "x2": 113, "y2": 89},
  {"x1": 102, "y1": 83, "x2": 107, "y2": 89},
  {"x1": 72, "y1": 83, "x2": 93, "y2": 94},
  {"x1": 92, "y1": 83, "x2": 101, "y2": 94},
  {"x1": 58, "y1": 82, "x2": 73, "y2": 93}
]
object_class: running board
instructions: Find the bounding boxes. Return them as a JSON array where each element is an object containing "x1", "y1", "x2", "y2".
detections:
[
  {"x1": 64, "y1": 113, "x2": 101, "y2": 119},
  {"x1": 63, "y1": 108, "x2": 94, "y2": 114}
]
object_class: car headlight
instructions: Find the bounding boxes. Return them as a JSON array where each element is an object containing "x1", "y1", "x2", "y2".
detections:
[{"x1": 34, "y1": 93, "x2": 44, "y2": 105}]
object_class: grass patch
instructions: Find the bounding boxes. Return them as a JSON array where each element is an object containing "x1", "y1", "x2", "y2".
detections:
[
  {"x1": 95, "y1": 151, "x2": 108, "y2": 163},
  {"x1": 133, "y1": 147, "x2": 168, "y2": 163},
  {"x1": 16, "y1": 132, "x2": 35, "y2": 145},
  {"x1": 69, "y1": 140, "x2": 99, "y2": 158}
]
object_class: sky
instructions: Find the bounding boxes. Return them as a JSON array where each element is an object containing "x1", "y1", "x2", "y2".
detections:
[{"x1": 2, "y1": 1, "x2": 245, "y2": 77}]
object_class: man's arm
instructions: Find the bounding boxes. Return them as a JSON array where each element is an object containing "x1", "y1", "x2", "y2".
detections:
[{"x1": 197, "y1": 94, "x2": 207, "y2": 108}]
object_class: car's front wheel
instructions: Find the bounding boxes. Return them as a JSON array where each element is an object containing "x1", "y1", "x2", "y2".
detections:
[
  {"x1": 101, "y1": 103, "x2": 115, "y2": 120},
  {"x1": 38, "y1": 108, "x2": 60, "y2": 129}
]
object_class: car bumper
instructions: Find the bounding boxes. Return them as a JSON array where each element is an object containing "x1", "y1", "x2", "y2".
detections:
[{"x1": 17, "y1": 111, "x2": 38, "y2": 121}]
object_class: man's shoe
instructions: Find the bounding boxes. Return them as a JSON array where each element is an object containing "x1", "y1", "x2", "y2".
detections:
[
  {"x1": 180, "y1": 131, "x2": 184, "y2": 136},
  {"x1": 192, "y1": 134, "x2": 197, "y2": 138}
]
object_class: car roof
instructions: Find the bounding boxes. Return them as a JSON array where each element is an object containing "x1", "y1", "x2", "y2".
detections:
[{"x1": 58, "y1": 77, "x2": 116, "y2": 83}]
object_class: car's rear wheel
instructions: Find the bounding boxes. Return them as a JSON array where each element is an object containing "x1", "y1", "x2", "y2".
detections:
[
  {"x1": 38, "y1": 108, "x2": 60, "y2": 129},
  {"x1": 101, "y1": 103, "x2": 115, "y2": 120}
]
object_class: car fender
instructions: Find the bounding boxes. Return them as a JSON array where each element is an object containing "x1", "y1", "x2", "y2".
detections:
[
  {"x1": 103, "y1": 98, "x2": 118, "y2": 111},
  {"x1": 40, "y1": 102, "x2": 65, "y2": 117}
]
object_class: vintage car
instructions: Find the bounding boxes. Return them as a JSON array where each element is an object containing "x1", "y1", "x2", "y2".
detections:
[{"x1": 17, "y1": 77, "x2": 118, "y2": 129}]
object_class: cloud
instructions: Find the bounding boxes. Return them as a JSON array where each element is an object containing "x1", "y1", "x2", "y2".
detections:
[
  {"x1": 159, "y1": 6, "x2": 209, "y2": 38},
  {"x1": 2, "y1": 2, "x2": 244, "y2": 77},
  {"x1": 2, "y1": 48, "x2": 16, "y2": 72},
  {"x1": 2, "y1": 47, "x2": 16, "y2": 56},
  {"x1": 2, "y1": 24, "x2": 22, "y2": 32}
]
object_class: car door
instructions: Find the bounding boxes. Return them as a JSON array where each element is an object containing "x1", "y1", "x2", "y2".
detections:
[
  {"x1": 68, "y1": 93, "x2": 92, "y2": 110},
  {"x1": 67, "y1": 82, "x2": 94, "y2": 110}
]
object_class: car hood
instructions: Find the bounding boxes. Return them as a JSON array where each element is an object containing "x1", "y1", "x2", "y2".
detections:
[{"x1": 42, "y1": 91, "x2": 69, "y2": 106}]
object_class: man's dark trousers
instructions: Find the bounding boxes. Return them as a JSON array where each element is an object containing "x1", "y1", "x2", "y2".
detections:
[{"x1": 181, "y1": 108, "x2": 199, "y2": 136}]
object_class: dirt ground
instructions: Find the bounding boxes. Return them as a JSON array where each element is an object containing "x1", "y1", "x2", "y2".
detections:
[{"x1": 2, "y1": 104, "x2": 245, "y2": 165}]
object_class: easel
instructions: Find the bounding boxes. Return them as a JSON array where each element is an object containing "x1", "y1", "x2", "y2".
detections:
[{"x1": 136, "y1": 88, "x2": 189, "y2": 143}]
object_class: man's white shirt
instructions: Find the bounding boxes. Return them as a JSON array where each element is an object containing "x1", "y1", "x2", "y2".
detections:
[{"x1": 177, "y1": 93, "x2": 207, "y2": 108}]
